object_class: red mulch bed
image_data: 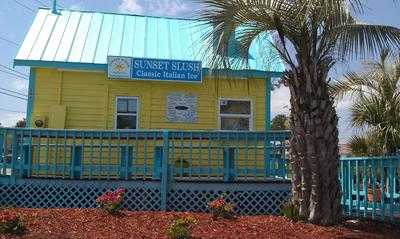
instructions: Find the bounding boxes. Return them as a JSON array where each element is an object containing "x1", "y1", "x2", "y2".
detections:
[{"x1": 0, "y1": 208, "x2": 398, "y2": 239}]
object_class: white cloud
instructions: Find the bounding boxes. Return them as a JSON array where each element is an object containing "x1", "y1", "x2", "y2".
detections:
[
  {"x1": 119, "y1": 0, "x2": 144, "y2": 14},
  {"x1": 70, "y1": 3, "x2": 85, "y2": 11},
  {"x1": 336, "y1": 95, "x2": 352, "y2": 112},
  {"x1": 336, "y1": 95, "x2": 355, "y2": 143},
  {"x1": 119, "y1": 0, "x2": 193, "y2": 17},
  {"x1": 271, "y1": 86, "x2": 290, "y2": 117}
]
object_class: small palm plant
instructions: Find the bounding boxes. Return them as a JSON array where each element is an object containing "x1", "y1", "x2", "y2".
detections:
[
  {"x1": 332, "y1": 49, "x2": 400, "y2": 155},
  {"x1": 0, "y1": 212, "x2": 25, "y2": 235},
  {"x1": 348, "y1": 134, "x2": 384, "y2": 156},
  {"x1": 167, "y1": 216, "x2": 197, "y2": 239}
]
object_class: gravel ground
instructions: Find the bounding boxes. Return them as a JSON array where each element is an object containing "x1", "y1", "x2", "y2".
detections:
[{"x1": 0, "y1": 208, "x2": 398, "y2": 239}]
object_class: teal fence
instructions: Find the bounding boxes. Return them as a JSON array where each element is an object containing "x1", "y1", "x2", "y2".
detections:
[
  {"x1": 1, "y1": 127, "x2": 399, "y2": 221},
  {"x1": 0, "y1": 128, "x2": 289, "y2": 181},
  {"x1": 340, "y1": 156, "x2": 400, "y2": 221},
  {"x1": 0, "y1": 128, "x2": 291, "y2": 215}
]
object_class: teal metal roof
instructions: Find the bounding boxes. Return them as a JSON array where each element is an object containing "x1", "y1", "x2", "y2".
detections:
[{"x1": 14, "y1": 8, "x2": 284, "y2": 77}]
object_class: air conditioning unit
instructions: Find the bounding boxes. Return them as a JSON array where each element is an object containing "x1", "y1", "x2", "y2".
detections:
[{"x1": 31, "y1": 115, "x2": 47, "y2": 128}]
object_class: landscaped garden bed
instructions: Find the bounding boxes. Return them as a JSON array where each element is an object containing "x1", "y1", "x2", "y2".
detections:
[{"x1": 0, "y1": 208, "x2": 398, "y2": 239}]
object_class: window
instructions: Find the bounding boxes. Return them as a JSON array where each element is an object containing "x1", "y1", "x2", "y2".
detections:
[
  {"x1": 115, "y1": 97, "x2": 138, "y2": 129},
  {"x1": 219, "y1": 99, "x2": 252, "y2": 131}
]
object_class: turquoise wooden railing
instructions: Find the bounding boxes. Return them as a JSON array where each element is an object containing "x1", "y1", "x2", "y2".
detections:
[
  {"x1": 0, "y1": 128, "x2": 289, "y2": 181},
  {"x1": 1, "y1": 127, "x2": 399, "y2": 221},
  {"x1": 340, "y1": 156, "x2": 400, "y2": 221}
]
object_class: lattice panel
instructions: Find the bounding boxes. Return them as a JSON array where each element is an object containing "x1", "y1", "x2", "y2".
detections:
[
  {"x1": 167, "y1": 189, "x2": 290, "y2": 215},
  {"x1": 0, "y1": 180, "x2": 290, "y2": 215},
  {"x1": 0, "y1": 182, "x2": 161, "y2": 211}
]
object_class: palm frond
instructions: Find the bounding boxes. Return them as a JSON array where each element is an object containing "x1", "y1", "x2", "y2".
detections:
[
  {"x1": 334, "y1": 24, "x2": 400, "y2": 60},
  {"x1": 330, "y1": 71, "x2": 378, "y2": 99},
  {"x1": 197, "y1": 0, "x2": 305, "y2": 70},
  {"x1": 199, "y1": 0, "x2": 400, "y2": 75},
  {"x1": 350, "y1": 96, "x2": 382, "y2": 128},
  {"x1": 348, "y1": 135, "x2": 369, "y2": 156}
]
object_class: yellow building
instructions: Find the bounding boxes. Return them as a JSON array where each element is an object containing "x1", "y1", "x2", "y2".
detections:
[
  {"x1": 0, "y1": 5, "x2": 292, "y2": 217},
  {"x1": 7, "y1": 7, "x2": 287, "y2": 180},
  {"x1": 14, "y1": 8, "x2": 284, "y2": 132}
]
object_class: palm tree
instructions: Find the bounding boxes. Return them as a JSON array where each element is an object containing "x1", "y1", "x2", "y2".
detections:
[
  {"x1": 332, "y1": 49, "x2": 400, "y2": 154},
  {"x1": 199, "y1": 0, "x2": 400, "y2": 225}
]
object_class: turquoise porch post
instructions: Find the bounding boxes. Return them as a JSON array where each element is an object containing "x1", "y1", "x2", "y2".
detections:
[
  {"x1": 223, "y1": 147, "x2": 235, "y2": 181},
  {"x1": 264, "y1": 78, "x2": 271, "y2": 177},
  {"x1": 26, "y1": 68, "x2": 36, "y2": 128},
  {"x1": 160, "y1": 130, "x2": 170, "y2": 210}
]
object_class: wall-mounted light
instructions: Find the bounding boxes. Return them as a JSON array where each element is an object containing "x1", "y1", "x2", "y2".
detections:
[{"x1": 34, "y1": 119, "x2": 44, "y2": 128}]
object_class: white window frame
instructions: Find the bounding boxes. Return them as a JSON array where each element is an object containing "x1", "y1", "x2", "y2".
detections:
[
  {"x1": 114, "y1": 96, "x2": 139, "y2": 130},
  {"x1": 218, "y1": 98, "x2": 253, "y2": 131}
]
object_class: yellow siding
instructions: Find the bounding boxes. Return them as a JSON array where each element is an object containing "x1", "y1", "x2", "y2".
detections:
[
  {"x1": 31, "y1": 68, "x2": 267, "y2": 130},
  {"x1": 48, "y1": 105, "x2": 66, "y2": 128}
]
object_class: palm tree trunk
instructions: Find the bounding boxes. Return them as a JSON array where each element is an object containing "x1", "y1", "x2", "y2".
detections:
[{"x1": 287, "y1": 66, "x2": 341, "y2": 225}]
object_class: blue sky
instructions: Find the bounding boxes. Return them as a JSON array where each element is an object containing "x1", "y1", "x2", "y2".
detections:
[{"x1": 0, "y1": 0, "x2": 399, "y2": 143}]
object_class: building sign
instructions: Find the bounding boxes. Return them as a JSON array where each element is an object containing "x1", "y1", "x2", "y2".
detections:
[
  {"x1": 108, "y1": 56, "x2": 202, "y2": 83},
  {"x1": 166, "y1": 93, "x2": 197, "y2": 123},
  {"x1": 107, "y1": 56, "x2": 132, "y2": 79}
]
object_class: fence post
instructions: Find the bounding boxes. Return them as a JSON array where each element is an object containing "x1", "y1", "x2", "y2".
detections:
[
  {"x1": 153, "y1": 147, "x2": 163, "y2": 180},
  {"x1": 9, "y1": 129, "x2": 18, "y2": 183},
  {"x1": 72, "y1": 145, "x2": 82, "y2": 179},
  {"x1": 22, "y1": 145, "x2": 31, "y2": 178},
  {"x1": 160, "y1": 130, "x2": 170, "y2": 211},
  {"x1": 264, "y1": 133, "x2": 271, "y2": 177},
  {"x1": 223, "y1": 147, "x2": 235, "y2": 182},
  {"x1": 278, "y1": 140, "x2": 286, "y2": 178},
  {"x1": 119, "y1": 146, "x2": 133, "y2": 179}
]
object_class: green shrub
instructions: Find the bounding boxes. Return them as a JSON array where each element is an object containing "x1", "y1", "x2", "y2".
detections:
[
  {"x1": 167, "y1": 216, "x2": 196, "y2": 239},
  {"x1": 281, "y1": 201, "x2": 299, "y2": 221},
  {"x1": 0, "y1": 212, "x2": 25, "y2": 235}
]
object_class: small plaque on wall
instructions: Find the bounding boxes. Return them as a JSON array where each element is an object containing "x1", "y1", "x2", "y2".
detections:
[
  {"x1": 166, "y1": 93, "x2": 198, "y2": 123},
  {"x1": 108, "y1": 56, "x2": 132, "y2": 79}
]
